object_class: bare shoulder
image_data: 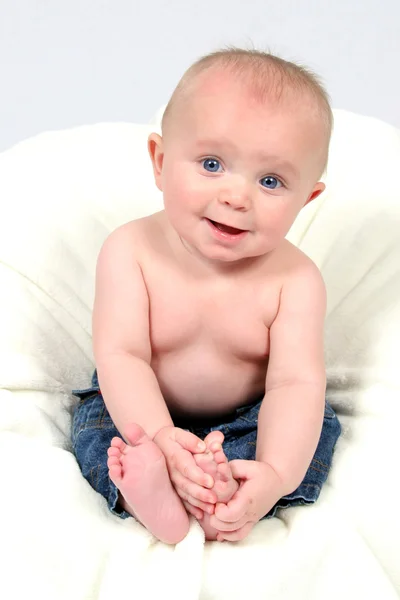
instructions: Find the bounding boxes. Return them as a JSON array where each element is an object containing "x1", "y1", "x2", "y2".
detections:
[
  {"x1": 279, "y1": 239, "x2": 325, "y2": 278},
  {"x1": 276, "y1": 239, "x2": 326, "y2": 311},
  {"x1": 98, "y1": 211, "x2": 164, "y2": 259}
]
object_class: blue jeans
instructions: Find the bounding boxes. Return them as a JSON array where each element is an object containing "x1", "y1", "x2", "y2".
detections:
[{"x1": 72, "y1": 370, "x2": 341, "y2": 520}]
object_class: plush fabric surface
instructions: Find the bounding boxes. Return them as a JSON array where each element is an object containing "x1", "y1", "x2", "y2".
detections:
[{"x1": 1, "y1": 109, "x2": 399, "y2": 600}]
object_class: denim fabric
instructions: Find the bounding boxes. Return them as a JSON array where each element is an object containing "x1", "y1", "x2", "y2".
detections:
[{"x1": 72, "y1": 370, "x2": 341, "y2": 520}]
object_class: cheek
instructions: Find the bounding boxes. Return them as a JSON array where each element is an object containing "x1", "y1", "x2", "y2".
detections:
[
  {"x1": 164, "y1": 167, "x2": 210, "y2": 210},
  {"x1": 256, "y1": 201, "x2": 298, "y2": 232}
]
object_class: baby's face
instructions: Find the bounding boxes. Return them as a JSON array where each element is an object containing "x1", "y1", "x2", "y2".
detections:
[{"x1": 153, "y1": 74, "x2": 327, "y2": 264}]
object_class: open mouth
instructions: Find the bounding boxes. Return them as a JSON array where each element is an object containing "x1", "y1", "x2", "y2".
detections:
[{"x1": 206, "y1": 219, "x2": 247, "y2": 235}]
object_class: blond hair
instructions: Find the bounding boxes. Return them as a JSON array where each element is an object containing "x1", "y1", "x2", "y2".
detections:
[{"x1": 161, "y1": 46, "x2": 333, "y2": 145}]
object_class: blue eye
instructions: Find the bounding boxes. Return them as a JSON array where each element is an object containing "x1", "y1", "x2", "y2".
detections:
[
  {"x1": 202, "y1": 158, "x2": 221, "y2": 172},
  {"x1": 260, "y1": 176, "x2": 282, "y2": 189}
]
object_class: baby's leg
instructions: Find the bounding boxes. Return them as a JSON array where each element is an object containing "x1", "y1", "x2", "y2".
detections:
[
  {"x1": 193, "y1": 431, "x2": 239, "y2": 541},
  {"x1": 107, "y1": 423, "x2": 189, "y2": 545}
]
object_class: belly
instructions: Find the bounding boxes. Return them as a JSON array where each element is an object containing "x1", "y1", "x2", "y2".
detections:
[{"x1": 151, "y1": 347, "x2": 268, "y2": 419}]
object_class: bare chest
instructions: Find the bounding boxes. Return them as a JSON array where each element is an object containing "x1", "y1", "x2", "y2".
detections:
[{"x1": 142, "y1": 262, "x2": 277, "y2": 362}]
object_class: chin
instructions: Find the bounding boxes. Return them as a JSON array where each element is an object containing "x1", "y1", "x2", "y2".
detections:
[{"x1": 201, "y1": 246, "x2": 262, "y2": 264}]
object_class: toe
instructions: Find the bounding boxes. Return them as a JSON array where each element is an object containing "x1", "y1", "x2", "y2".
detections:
[
  {"x1": 217, "y1": 462, "x2": 232, "y2": 482},
  {"x1": 213, "y1": 463, "x2": 239, "y2": 503},
  {"x1": 124, "y1": 423, "x2": 150, "y2": 446},
  {"x1": 213, "y1": 448, "x2": 228, "y2": 464},
  {"x1": 107, "y1": 446, "x2": 121, "y2": 457},
  {"x1": 107, "y1": 456, "x2": 121, "y2": 468},
  {"x1": 194, "y1": 450, "x2": 213, "y2": 465},
  {"x1": 108, "y1": 463, "x2": 122, "y2": 482},
  {"x1": 204, "y1": 431, "x2": 224, "y2": 448},
  {"x1": 194, "y1": 453, "x2": 218, "y2": 477},
  {"x1": 110, "y1": 436, "x2": 126, "y2": 451}
]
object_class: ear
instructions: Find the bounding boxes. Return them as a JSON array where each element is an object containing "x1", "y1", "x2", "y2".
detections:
[
  {"x1": 304, "y1": 181, "x2": 325, "y2": 207},
  {"x1": 148, "y1": 133, "x2": 164, "y2": 191}
]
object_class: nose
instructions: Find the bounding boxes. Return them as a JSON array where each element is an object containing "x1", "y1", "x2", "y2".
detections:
[{"x1": 217, "y1": 179, "x2": 251, "y2": 210}]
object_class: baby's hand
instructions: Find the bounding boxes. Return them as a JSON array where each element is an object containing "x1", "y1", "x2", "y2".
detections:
[
  {"x1": 153, "y1": 426, "x2": 218, "y2": 519},
  {"x1": 209, "y1": 460, "x2": 286, "y2": 542}
]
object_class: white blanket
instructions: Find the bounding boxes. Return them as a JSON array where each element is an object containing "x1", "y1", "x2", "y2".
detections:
[{"x1": 1, "y1": 109, "x2": 400, "y2": 600}]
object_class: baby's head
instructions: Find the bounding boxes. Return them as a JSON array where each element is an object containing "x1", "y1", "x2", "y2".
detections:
[{"x1": 148, "y1": 47, "x2": 333, "y2": 265}]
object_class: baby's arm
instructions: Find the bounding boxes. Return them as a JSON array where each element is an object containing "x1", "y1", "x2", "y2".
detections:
[
  {"x1": 93, "y1": 226, "x2": 213, "y2": 503},
  {"x1": 207, "y1": 261, "x2": 327, "y2": 541},
  {"x1": 93, "y1": 226, "x2": 173, "y2": 440},
  {"x1": 256, "y1": 259, "x2": 327, "y2": 492}
]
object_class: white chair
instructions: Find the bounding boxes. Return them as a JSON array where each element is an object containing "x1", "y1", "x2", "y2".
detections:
[{"x1": 1, "y1": 109, "x2": 399, "y2": 600}]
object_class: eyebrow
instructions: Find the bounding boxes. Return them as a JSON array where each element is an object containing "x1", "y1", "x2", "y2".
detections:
[
  {"x1": 259, "y1": 156, "x2": 299, "y2": 179},
  {"x1": 194, "y1": 139, "x2": 299, "y2": 178}
]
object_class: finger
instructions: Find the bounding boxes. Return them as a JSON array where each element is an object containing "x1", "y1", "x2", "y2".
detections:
[
  {"x1": 210, "y1": 513, "x2": 249, "y2": 532},
  {"x1": 175, "y1": 429, "x2": 207, "y2": 453},
  {"x1": 182, "y1": 500, "x2": 204, "y2": 521},
  {"x1": 181, "y1": 494, "x2": 215, "y2": 515},
  {"x1": 217, "y1": 521, "x2": 254, "y2": 542},
  {"x1": 173, "y1": 478, "x2": 216, "y2": 510},
  {"x1": 173, "y1": 472, "x2": 218, "y2": 504},
  {"x1": 214, "y1": 493, "x2": 249, "y2": 522},
  {"x1": 175, "y1": 452, "x2": 214, "y2": 488},
  {"x1": 229, "y1": 459, "x2": 256, "y2": 480}
]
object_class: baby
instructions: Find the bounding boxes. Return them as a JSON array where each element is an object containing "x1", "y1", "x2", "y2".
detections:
[{"x1": 72, "y1": 47, "x2": 341, "y2": 544}]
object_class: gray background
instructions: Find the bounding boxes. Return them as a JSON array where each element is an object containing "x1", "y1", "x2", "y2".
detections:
[{"x1": 1, "y1": 0, "x2": 399, "y2": 153}]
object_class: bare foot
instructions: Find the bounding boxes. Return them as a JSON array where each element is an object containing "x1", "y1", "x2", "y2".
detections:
[
  {"x1": 193, "y1": 431, "x2": 239, "y2": 541},
  {"x1": 107, "y1": 423, "x2": 189, "y2": 545}
]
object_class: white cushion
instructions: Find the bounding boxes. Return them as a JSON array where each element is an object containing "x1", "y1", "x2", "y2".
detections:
[{"x1": 0, "y1": 110, "x2": 399, "y2": 600}]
